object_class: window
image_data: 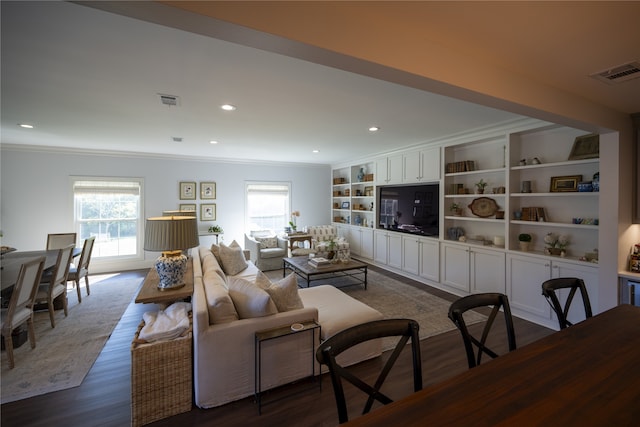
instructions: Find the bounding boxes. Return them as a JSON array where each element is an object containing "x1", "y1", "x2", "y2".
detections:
[
  {"x1": 72, "y1": 177, "x2": 143, "y2": 259},
  {"x1": 246, "y1": 182, "x2": 291, "y2": 233}
]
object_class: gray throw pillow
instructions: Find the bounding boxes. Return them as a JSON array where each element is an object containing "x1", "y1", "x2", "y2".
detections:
[
  {"x1": 256, "y1": 271, "x2": 304, "y2": 312},
  {"x1": 219, "y1": 241, "x2": 248, "y2": 276}
]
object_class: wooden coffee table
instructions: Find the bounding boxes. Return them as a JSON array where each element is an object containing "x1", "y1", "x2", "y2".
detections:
[{"x1": 283, "y1": 256, "x2": 367, "y2": 289}]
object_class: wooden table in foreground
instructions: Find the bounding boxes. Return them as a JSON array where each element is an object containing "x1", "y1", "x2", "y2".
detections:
[
  {"x1": 283, "y1": 256, "x2": 367, "y2": 289},
  {"x1": 135, "y1": 258, "x2": 194, "y2": 304},
  {"x1": 344, "y1": 304, "x2": 640, "y2": 426}
]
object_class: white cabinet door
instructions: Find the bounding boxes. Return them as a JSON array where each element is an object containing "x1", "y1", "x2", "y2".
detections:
[
  {"x1": 360, "y1": 227, "x2": 374, "y2": 259},
  {"x1": 402, "y1": 236, "x2": 420, "y2": 275},
  {"x1": 551, "y1": 260, "x2": 599, "y2": 324},
  {"x1": 347, "y1": 226, "x2": 362, "y2": 256},
  {"x1": 419, "y1": 238, "x2": 439, "y2": 282},
  {"x1": 507, "y1": 254, "x2": 552, "y2": 323},
  {"x1": 420, "y1": 147, "x2": 440, "y2": 181},
  {"x1": 374, "y1": 230, "x2": 389, "y2": 264},
  {"x1": 403, "y1": 147, "x2": 440, "y2": 183},
  {"x1": 403, "y1": 150, "x2": 422, "y2": 183},
  {"x1": 470, "y1": 247, "x2": 505, "y2": 294},
  {"x1": 440, "y1": 243, "x2": 470, "y2": 292},
  {"x1": 388, "y1": 232, "x2": 402, "y2": 268}
]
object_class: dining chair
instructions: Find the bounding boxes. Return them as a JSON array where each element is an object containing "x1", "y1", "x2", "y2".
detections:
[
  {"x1": 1, "y1": 256, "x2": 46, "y2": 369},
  {"x1": 448, "y1": 293, "x2": 517, "y2": 369},
  {"x1": 67, "y1": 236, "x2": 96, "y2": 302},
  {"x1": 46, "y1": 232, "x2": 77, "y2": 250},
  {"x1": 316, "y1": 318, "x2": 422, "y2": 424},
  {"x1": 542, "y1": 277, "x2": 593, "y2": 329},
  {"x1": 34, "y1": 244, "x2": 74, "y2": 328}
]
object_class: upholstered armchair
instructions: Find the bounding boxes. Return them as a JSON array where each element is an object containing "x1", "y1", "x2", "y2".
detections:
[
  {"x1": 306, "y1": 225, "x2": 350, "y2": 259},
  {"x1": 244, "y1": 231, "x2": 288, "y2": 271}
]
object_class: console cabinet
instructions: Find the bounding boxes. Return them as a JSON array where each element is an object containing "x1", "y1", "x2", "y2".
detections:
[
  {"x1": 440, "y1": 242, "x2": 505, "y2": 295},
  {"x1": 374, "y1": 230, "x2": 402, "y2": 268},
  {"x1": 507, "y1": 253, "x2": 598, "y2": 329}
]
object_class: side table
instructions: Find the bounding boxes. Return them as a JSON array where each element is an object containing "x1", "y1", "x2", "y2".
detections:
[
  {"x1": 254, "y1": 320, "x2": 321, "y2": 414},
  {"x1": 135, "y1": 258, "x2": 194, "y2": 305}
]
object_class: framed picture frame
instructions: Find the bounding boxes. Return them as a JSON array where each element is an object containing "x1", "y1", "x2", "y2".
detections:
[
  {"x1": 200, "y1": 182, "x2": 216, "y2": 199},
  {"x1": 568, "y1": 134, "x2": 599, "y2": 160},
  {"x1": 201, "y1": 203, "x2": 216, "y2": 221},
  {"x1": 179, "y1": 203, "x2": 196, "y2": 212},
  {"x1": 179, "y1": 181, "x2": 196, "y2": 200},
  {"x1": 550, "y1": 175, "x2": 582, "y2": 192},
  {"x1": 341, "y1": 201, "x2": 350, "y2": 209}
]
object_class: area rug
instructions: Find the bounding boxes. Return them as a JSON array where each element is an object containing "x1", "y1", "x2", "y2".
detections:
[
  {"x1": 1, "y1": 273, "x2": 141, "y2": 404},
  {"x1": 266, "y1": 268, "x2": 485, "y2": 350}
]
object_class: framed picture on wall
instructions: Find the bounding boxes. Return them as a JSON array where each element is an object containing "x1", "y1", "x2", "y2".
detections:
[
  {"x1": 200, "y1": 182, "x2": 216, "y2": 199},
  {"x1": 201, "y1": 203, "x2": 216, "y2": 221},
  {"x1": 179, "y1": 203, "x2": 196, "y2": 212},
  {"x1": 180, "y1": 181, "x2": 196, "y2": 200},
  {"x1": 550, "y1": 175, "x2": 581, "y2": 192}
]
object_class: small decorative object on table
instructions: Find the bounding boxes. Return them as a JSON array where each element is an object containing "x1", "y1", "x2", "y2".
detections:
[
  {"x1": 289, "y1": 210, "x2": 300, "y2": 232},
  {"x1": 450, "y1": 203, "x2": 462, "y2": 216}
]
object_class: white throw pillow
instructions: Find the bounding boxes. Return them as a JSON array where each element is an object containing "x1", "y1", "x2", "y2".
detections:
[
  {"x1": 255, "y1": 236, "x2": 277, "y2": 249},
  {"x1": 219, "y1": 241, "x2": 248, "y2": 276},
  {"x1": 255, "y1": 271, "x2": 304, "y2": 312},
  {"x1": 204, "y1": 283, "x2": 239, "y2": 324},
  {"x1": 228, "y1": 277, "x2": 277, "y2": 319}
]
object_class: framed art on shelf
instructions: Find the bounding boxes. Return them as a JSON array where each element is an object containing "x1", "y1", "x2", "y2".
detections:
[
  {"x1": 550, "y1": 175, "x2": 582, "y2": 192},
  {"x1": 179, "y1": 204, "x2": 196, "y2": 212},
  {"x1": 200, "y1": 182, "x2": 216, "y2": 199},
  {"x1": 201, "y1": 204, "x2": 216, "y2": 221},
  {"x1": 180, "y1": 181, "x2": 196, "y2": 200},
  {"x1": 568, "y1": 134, "x2": 599, "y2": 160}
]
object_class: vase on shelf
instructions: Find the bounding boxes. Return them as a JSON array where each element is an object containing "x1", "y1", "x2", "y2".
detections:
[{"x1": 357, "y1": 167, "x2": 365, "y2": 182}]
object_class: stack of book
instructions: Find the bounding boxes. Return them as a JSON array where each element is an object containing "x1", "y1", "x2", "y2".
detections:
[{"x1": 308, "y1": 257, "x2": 330, "y2": 268}]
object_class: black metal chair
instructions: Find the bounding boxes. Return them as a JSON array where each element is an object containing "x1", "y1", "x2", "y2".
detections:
[
  {"x1": 316, "y1": 318, "x2": 422, "y2": 424},
  {"x1": 448, "y1": 293, "x2": 516, "y2": 369},
  {"x1": 542, "y1": 277, "x2": 593, "y2": 329}
]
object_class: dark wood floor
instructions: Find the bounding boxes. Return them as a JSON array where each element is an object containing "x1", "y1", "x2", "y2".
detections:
[{"x1": 1, "y1": 266, "x2": 553, "y2": 427}]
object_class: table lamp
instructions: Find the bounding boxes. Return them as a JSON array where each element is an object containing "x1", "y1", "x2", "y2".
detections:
[{"x1": 144, "y1": 216, "x2": 199, "y2": 290}]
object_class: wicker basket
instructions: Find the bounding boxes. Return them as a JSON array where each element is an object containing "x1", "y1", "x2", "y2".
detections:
[{"x1": 131, "y1": 319, "x2": 193, "y2": 427}]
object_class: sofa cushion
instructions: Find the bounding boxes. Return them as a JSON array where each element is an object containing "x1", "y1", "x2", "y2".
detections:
[
  {"x1": 256, "y1": 271, "x2": 304, "y2": 312},
  {"x1": 201, "y1": 248, "x2": 227, "y2": 282},
  {"x1": 210, "y1": 243, "x2": 223, "y2": 265},
  {"x1": 205, "y1": 284, "x2": 239, "y2": 324},
  {"x1": 255, "y1": 236, "x2": 277, "y2": 249},
  {"x1": 219, "y1": 241, "x2": 249, "y2": 276},
  {"x1": 228, "y1": 277, "x2": 277, "y2": 319}
]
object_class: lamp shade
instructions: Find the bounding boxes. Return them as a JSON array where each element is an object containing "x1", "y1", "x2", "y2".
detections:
[{"x1": 144, "y1": 216, "x2": 199, "y2": 252}]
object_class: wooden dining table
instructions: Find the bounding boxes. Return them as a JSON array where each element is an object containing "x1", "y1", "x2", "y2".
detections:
[
  {"x1": 1, "y1": 248, "x2": 82, "y2": 291},
  {"x1": 344, "y1": 304, "x2": 640, "y2": 426}
]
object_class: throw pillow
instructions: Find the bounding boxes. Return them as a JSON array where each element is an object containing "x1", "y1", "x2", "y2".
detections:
[
  {"x1": 210, "y1": 243, "x2": 222, "y2": 265},
  {"x1": 219, "y1": 241, "x2": 248, "y2": 276},
  {"x1": 255, "y1": 271, "x2": 304, "y2": 312},
  {"x1": 204, "y1": 282, "x2": 239, "y2": 324},
  {"x1": 255, "y1": 236, "x2": 277, "y2": 249},
  {"x1": 228, "y1": 277, "x2": 277, "y2": 319}
]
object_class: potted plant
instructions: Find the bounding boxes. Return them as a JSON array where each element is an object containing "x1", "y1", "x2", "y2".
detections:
[
  {"x1": 450, "y1": 203, "x2": 462, "y2": 216},
  {"x1": 475, "y1": 179, "x2": 488, "y2": 194},
  {"x1": 518, "y1": 233, "x2": 532, "y2": 252}
]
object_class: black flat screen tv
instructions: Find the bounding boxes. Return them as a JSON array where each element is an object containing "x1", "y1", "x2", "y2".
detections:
[{"x1": 378, "y1": 183, "x2": 439, "y2": 237}]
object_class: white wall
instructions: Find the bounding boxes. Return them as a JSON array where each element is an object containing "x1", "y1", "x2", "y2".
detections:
[{"x1": 0, "y1": 147, "x2": 331, "y2": 273}]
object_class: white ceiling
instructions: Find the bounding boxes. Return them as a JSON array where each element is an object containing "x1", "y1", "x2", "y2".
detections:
[{"x1": 1, "y1": 1, "x2": 638, "y2": 165}]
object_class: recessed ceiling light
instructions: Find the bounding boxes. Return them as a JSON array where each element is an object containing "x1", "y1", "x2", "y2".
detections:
[
  {"x1": 221, "y1": 104, "x2": 236, "y2": 111},
  {"x1": 369, "y1": 126, "x2": 380, "y2": 132},
  {"x1": 209, "y1": 140, "x2": 219, "y2": 144},
  {"x1": 19, "y1": 123, "x2": 34, "y2": 129},
  {"x1": 312, "y1": 149, "x2": 319, "y2": 153}
]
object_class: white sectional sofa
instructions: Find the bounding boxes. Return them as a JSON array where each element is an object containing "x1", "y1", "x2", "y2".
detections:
[{"x1": 191, "y1": 245, "x2": 383, "y2": 409}]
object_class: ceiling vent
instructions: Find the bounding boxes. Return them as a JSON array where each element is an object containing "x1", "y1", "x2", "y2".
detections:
[
  {"x1": 590, "y1": 61, "x2": 640, "y2": 84},
  {"x1": 158, "y1": 93, "x2": 180, "y2": 106},
  {"x1": 172, "y1": 137, "x2": 183, "y2": 142}
]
